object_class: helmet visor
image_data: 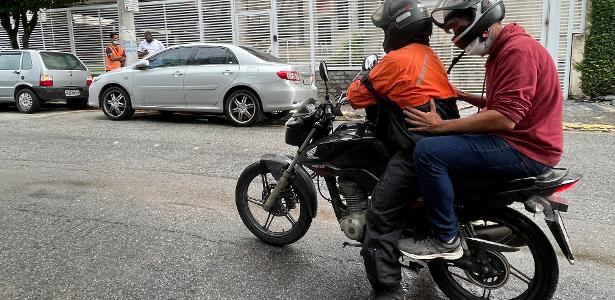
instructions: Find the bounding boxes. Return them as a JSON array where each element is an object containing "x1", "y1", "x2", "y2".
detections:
[
  {"x1": 431, "y1": 0, "x2": 481, "y2": 28},
  {"x1": 371, "y1": 3, "x2": 387, "y2": 28}
]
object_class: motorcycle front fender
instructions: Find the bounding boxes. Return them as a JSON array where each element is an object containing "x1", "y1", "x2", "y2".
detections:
[{"x1": 260, "y1": 154, "x2": 318, "y2": 218}]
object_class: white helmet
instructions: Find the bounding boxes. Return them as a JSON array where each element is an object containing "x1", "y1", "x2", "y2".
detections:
[{"x1": 431, "y1": 0, "x2": 505, "y2": 49}]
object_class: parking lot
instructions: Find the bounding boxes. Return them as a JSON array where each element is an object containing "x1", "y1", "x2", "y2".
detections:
[{"x1": 1, "y1": 105, "x2": 615, "y2": 299}]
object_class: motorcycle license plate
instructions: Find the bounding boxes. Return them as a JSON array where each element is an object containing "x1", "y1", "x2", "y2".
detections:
[{"x1": 65, "y1": 89, "x2": 80, "y2": 97}]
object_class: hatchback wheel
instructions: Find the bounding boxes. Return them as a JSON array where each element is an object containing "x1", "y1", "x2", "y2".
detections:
[
  {"x1": 101, "y1": 86, "x2": 134, "y2": 121},
  {"x1": 225, "y1": 90, "x2": 262, "y2": 127},
  {"x1": 15, "y1": 89, "x2": 40, "y2": 114}
]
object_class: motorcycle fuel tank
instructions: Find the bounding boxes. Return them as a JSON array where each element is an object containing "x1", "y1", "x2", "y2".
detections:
[{"x1": 300, "y1": 122, "x2": 390, "y2": 177}]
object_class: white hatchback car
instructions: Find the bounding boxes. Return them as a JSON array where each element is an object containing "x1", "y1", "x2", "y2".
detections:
[{"x1": 88, "y1": 43, "x2": 317, "y2": 126}]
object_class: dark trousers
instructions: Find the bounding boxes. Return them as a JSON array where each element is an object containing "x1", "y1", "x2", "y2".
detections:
[
  {"x1": 361, "y1": 151, "x2": 420, "y2": 292},
  {"x1": 413, "y1": 134, "x2": 550, "y2": 241}
]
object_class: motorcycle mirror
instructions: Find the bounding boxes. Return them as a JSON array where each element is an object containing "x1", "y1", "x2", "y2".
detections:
[
  {"x1": 319, "y1": 61, "x2": 329, "y2": 82},
  {"x1": 362, "y1": 55, "x2": 379, "y2": 71}
]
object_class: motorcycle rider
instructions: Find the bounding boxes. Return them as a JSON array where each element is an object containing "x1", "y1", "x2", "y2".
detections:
[
  {"x1": 346, "y1": 0, "x2": 460, "y2": 299},
  {"x1": 399, "y1": 0, "x2": 563, "y2": 261}
]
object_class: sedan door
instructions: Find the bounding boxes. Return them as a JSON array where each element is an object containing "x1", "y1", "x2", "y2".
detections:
[
  {"x1": 0, "y1": 52, "x2": 22, "y2": 101},
  {"x1": 183, "y1": 47, "x2": 239, "y2": 109},
  {"x1": 132, "y1": 46, "x2": 195, "y2": 108}
]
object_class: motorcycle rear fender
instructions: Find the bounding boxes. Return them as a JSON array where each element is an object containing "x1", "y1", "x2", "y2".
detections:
[
  {"x1": 260, "y1": 154, "x2": 318, "y2": 218},
  {"x1": 526, "y1": 195, "x2": 575, "y2": 264}
]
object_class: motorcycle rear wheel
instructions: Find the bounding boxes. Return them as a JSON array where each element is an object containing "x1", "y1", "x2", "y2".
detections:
[
  {"x1": 236, "y1": 161, "x2": 312, "y2": 246},
  {"x1": 429, "y1": 208, "x2": 558, "y2": 300}
]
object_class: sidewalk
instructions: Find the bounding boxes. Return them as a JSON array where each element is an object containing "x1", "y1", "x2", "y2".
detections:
[{"x1": 340, "y1": 100, "x2": 615, "y2": 132}]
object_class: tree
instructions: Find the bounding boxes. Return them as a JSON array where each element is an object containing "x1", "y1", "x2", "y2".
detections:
[
  {"x1": 0, "y1": 0, "x2": 84, "y2": 49},
  {"x1": 577, "y1": 0, "x2": 615, "y2": 96}
]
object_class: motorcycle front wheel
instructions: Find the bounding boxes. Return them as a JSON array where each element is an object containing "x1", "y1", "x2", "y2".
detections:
[
  {"x1": 429, "y1": 207, "x2": 558, "y2": 300},
  {"x1": 235, "y1": 161, "x2": 312, "y2": 246}
]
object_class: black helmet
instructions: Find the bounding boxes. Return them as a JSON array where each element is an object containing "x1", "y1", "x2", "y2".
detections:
[
  {"x1": 431, "y1": 0, "x2": 505, "y2": 49},
  {"x1": 371, "y1": 0, "x2": 433, "y2": 53}
]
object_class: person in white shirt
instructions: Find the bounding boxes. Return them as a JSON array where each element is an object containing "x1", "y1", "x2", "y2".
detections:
[{"x1": 137, "y1": 31, "x2": 165, "y2": 58}]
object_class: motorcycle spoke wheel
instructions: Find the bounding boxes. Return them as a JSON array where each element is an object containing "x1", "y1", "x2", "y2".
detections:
[
  {"x1": 429, "y1": 208, "x2": 558, "y2": 300},
  {"x1": 235, "y1": 162, "x2": 312, "y2": 245}
]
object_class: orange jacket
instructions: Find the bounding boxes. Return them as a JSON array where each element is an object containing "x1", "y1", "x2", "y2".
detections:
[
  {"x1": 105, "y1": 44, "x2": 125, "y2": 71},
  {"x1": 347, "y1": 43, "x2": 456, "y2": 109}
]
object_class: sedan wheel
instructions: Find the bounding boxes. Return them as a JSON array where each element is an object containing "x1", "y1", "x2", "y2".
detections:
[
  {"x1": 101, "y1": 87, "x2": 134, "y2": 121},
  {"x1": 15, "y1": 89, "x2": 40, "y2": 114},
  {"x1": 225, "y1": 90, "x2": 262, "y2": 127}
]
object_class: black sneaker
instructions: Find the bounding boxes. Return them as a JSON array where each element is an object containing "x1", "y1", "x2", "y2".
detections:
[
  {"x1": 397, "y1": 235, "x2": 463, "y2": 260},
  {"x1": 367, "y1": 286, "x2": 407, "y2": 300}
]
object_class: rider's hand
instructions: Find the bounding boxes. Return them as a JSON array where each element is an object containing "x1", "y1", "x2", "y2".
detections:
[{"x1": 403, "y1": 99, "x2": 445, "y2": 133}]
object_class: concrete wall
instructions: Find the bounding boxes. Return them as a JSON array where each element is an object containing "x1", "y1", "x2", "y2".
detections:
[
  {"x1": 314, "y1": 70, "x2": 360, "y2": 100},
  {"x1": 569, "y1": 33, "x2": 589, "y2": 99}
]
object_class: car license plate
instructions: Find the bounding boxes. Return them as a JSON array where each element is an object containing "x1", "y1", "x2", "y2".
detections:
[{"x1": 65, "y1": 90, "x2": 80, "y2": 97}]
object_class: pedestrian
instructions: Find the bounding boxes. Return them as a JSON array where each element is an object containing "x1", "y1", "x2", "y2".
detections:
[
  {"x1": 137, "y1": 31, "x2": 165, "y2": 58},
  {"x1": 105, "y1": 32, "x2": 126, "y2": 72}
]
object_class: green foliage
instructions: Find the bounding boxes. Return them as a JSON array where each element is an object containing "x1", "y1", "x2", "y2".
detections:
[
  {"x1": 577, "y1": 0, "x2": 615, "y2": 96},
  {"x1": 0, "y1": 0, "x2": 84, "y2": 14}
]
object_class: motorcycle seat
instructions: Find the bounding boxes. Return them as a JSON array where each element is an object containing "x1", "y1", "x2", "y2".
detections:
[{"x1": 454, "y1": 168, "x2": 569, "y2": 195}]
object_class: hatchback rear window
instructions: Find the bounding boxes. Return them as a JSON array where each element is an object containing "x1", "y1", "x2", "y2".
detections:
[
  {"x1": 40, "y1": 52, "x2": 87, "y2": 70},
  {"x1": 240, "y1": 46, "x2": 284, "y2": 63}
]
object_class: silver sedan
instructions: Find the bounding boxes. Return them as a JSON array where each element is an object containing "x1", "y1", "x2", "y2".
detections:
[{"x1": 88, "y1": 43, "x2": 317, "y2": 126}]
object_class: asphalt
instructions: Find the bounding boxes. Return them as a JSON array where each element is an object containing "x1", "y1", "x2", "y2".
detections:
[{"x1": 0, "y1": 103, "x2": 614, "y2": 299}]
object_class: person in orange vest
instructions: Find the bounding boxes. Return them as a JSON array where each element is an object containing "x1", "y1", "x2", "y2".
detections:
[{"x1": 105, "y1": 32, "x2": 126, "y2": 72}]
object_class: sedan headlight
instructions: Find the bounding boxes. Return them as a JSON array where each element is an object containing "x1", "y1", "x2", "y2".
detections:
[{"x1": 92, "y1": 76, "x2": 101, "y2": 83}]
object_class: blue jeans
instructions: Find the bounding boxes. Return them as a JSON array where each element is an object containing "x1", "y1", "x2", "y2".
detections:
[{"x1": 412, "y1": 134, "x2": 550, "y2": 242}]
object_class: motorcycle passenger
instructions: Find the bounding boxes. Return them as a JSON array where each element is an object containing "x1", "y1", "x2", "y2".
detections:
[
  {"x1": 346, "y1": 1, "x2": 460, "y2": 299},
  {"x1": 399, "y1": 0, "x2": 563, "y2": 261}
]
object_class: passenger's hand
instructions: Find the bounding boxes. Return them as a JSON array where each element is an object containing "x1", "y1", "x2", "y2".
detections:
[{"x1": 403, "y1": 99, "x2": 445, "y2": 133}]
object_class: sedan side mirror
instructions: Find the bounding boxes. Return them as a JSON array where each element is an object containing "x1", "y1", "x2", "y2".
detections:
[
  {"x1": 134, "y1": 59, "x2": 150, "y2": 69},
  {"x1": 362, "y1": 55, "x2": 379, "y2": 71}
]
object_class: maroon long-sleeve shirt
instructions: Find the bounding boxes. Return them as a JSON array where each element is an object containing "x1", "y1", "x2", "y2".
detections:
[{"x1": 484, "y1": 23, "x2": 563, "y2": 167}]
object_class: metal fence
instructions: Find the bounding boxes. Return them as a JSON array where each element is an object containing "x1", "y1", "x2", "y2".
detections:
[{"x1": 0, "y1": 0, "x2": 585, "y2": 97}]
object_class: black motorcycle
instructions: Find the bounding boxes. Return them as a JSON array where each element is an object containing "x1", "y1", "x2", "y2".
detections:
[{"x1": 235, "y1": 60, "x2": 581, "y2": 299}]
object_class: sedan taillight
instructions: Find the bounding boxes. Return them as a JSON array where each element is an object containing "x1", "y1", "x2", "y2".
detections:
[
  {"x1": 39, "y1": 74, "x2": 53, "y2": 87},
  {"x1": 276, "y1": 70, "x2": 301, "y2": 82},
  {"x1": 86, "y1": 74, "x2": 93, "y2": 86}
]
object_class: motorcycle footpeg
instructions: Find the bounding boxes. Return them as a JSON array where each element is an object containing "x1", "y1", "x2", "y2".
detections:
[
  {"x1": 342, "y1": 241, "x2": 362, "y2": 248},
  {"x1": 399, "y1": 256, "x2": 425, "y2": 273}
]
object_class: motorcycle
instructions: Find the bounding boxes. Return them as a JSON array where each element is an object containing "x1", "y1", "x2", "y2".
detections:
[{"x1": 235, "y1": 58, "x2": 581, "y2": 299}]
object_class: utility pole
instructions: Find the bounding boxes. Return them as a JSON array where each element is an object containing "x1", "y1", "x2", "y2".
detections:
[{"x1": 118, "y1": 0, "x2": 138, "y2": 65}]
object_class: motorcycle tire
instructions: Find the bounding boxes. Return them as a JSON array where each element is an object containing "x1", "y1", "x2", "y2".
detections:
[
  {"x1": 236, "y1": 161, "x2": 312, "y2": 246},
  {"x1": 428, "y1": 207, "x2": 558, "y2": 300}
]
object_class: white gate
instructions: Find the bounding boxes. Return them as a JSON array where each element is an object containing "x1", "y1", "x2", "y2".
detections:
[
  {"x1": 232, "y1": 0, "x2": 278, "y2": 55},
  {"x1": 0, "y1": 0, "x2": 587, "y2": 97}
]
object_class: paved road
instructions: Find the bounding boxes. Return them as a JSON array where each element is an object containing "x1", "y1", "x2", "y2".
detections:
[{"x1": 1, "y1": 106, "x2": 614, "y2": 299}]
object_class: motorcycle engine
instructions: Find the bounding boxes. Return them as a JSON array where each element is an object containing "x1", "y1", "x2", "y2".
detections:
[{"x1": 338, "y1": 178, "x2": 368, "y2": 241}]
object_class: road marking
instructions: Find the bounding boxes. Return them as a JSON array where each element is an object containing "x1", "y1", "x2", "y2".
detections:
[{"x1": 564, "y1": 122, "x2": 615, "y2": 132}]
